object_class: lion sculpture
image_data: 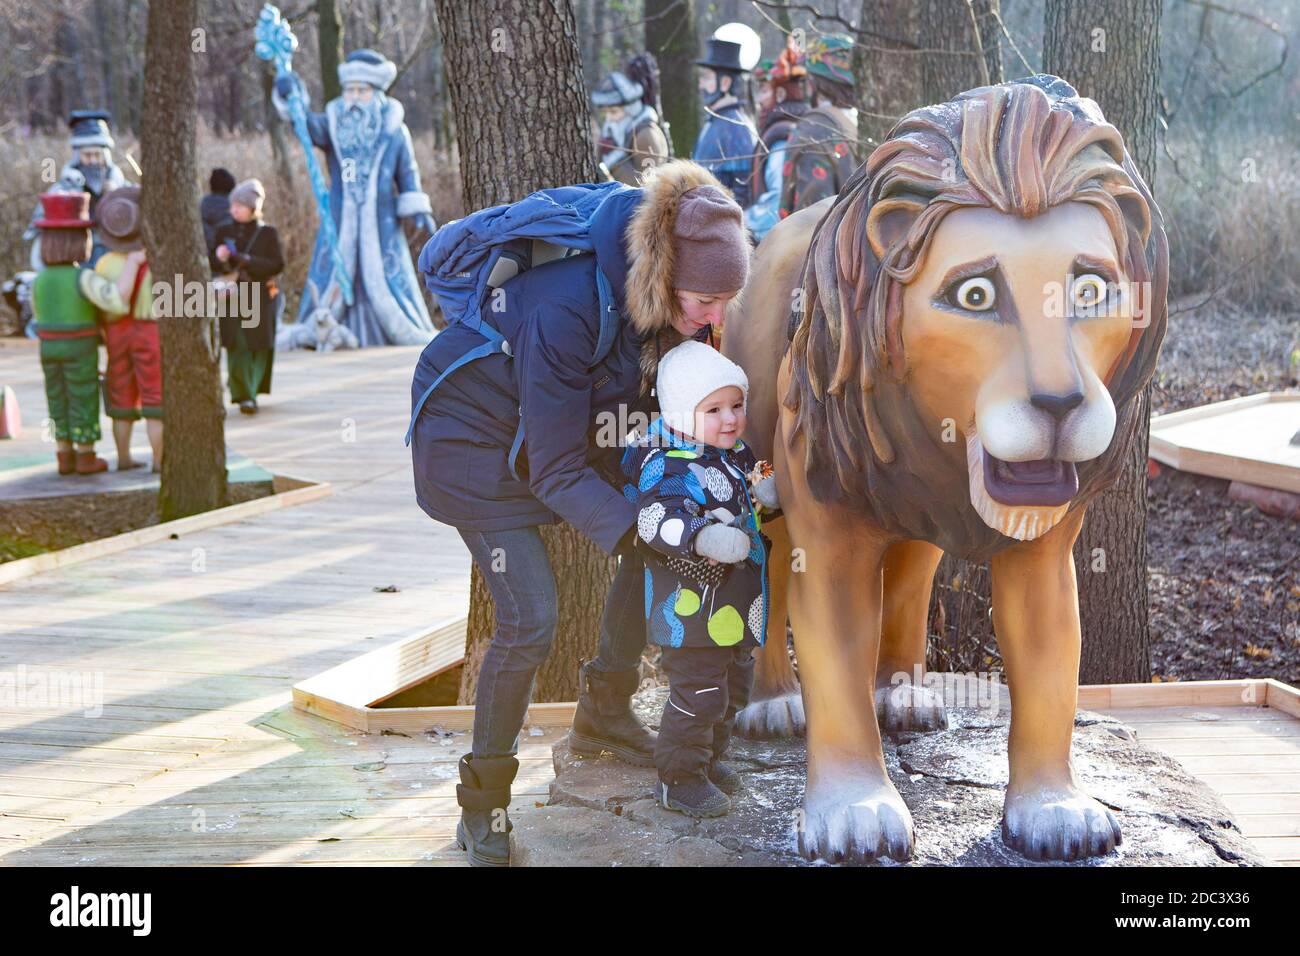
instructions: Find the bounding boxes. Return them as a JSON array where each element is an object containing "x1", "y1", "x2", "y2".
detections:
[{"x1": 722, "y1": 75, "x2": 1168, "y2": 863}]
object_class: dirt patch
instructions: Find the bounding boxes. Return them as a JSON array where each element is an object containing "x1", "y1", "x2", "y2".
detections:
[
  {"x1": 1148, "y1": 467, "x2": 1298, "y2": 685},
  {"x1": 0, "y1": 481, "x2": 275, "y2": 563}
]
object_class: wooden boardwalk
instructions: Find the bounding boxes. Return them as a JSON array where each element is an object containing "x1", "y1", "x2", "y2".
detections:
[
  {"x1": 0, "y1": 340, "x2": 556, "y2": 865},
  {"x1": 1102, "y1": 704, "x2": 1300, "y2": 864}
]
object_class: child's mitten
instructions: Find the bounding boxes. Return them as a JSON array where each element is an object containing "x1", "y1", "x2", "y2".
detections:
[
  {"x1": 693, "y1": 523, "x2": 751, "y2": 564},
  {"x1": 752, "y1": 474, "x2": 780, "y2": 510}
]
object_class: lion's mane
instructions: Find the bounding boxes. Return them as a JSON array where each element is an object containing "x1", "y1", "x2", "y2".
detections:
[{"x1": 783, "y1": 75, "x2": 1169, "y2": 560}]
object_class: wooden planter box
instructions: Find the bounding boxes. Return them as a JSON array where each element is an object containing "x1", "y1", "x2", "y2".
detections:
[
  {"x1": 0, "y1": 474, "x2": 331, "y2": 586},
  {"x1": 291, "y1": 617, "x2": 575, "y2": 733},
  {"x1": 1149, "y1": 391, "x2": 1300, "y2": 493}
]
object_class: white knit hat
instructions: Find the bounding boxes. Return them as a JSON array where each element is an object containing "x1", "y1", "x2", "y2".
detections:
[{"x1": 655, "y1": 340, "x2": 749, "y2": 438}]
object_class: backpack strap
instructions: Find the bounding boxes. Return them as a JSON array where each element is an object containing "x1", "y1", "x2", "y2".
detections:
[
  {"x1": 590, "y1": 266, "x2": 620, "y2": 369},
  {"x1": 404, "y1": 318, "x2": 510, "y2": 447}
]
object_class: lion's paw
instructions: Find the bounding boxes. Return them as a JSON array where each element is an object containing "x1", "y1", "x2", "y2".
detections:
[
  {"x1": 797, "y1": 782, "x2": 914, "y2": 863},
  {"x1": 1002, "y1": 785, "x2": 1122, "y2": 862},
  {"x1": 874, "y1": 682, "x2": 949, "y2": 734},
  {"x1": 735, "y1": 689, "x2": 805, "y2": 739}
]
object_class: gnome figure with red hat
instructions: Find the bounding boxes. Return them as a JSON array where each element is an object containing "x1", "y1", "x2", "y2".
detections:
[{"x1": 30, "y1": 192, "x2": 109, "y2": 475}]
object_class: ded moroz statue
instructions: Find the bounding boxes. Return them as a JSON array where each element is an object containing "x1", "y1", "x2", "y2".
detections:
[{"x1": 275, "y1": 49, "x2": 438, "y2": 347}]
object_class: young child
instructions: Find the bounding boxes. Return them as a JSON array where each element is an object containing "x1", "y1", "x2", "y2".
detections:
[{"x1": 622, "y1": 340, "x2": 780, "y2": 817}]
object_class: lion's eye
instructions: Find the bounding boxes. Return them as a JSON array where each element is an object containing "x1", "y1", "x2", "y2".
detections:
[
  {"x1": 951, "y1": 276, "x2": 996, "y2": 312},
  {"x1": 1072, "y1": 274, "x2": 1111, "y2": 314}
]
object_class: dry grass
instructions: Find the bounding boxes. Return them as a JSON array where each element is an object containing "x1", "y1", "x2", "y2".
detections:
[
  {"x1": 1159, "y1": 131, "x2": 1300, "y2": 316},
  {"x1": 0, "y1": 124, "x2": 463, "y2": 322}
]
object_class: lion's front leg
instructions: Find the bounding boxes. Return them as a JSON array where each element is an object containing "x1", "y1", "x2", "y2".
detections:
[
  {"x1": 990, "y1": 508, "x2": 1121, "y2": 861},
  {"x1": 788, "y1": 522, "x2": 912, "y2": 862},
  {"x1": 777, "y1": 430, "x2": 912, "y2": 860}
]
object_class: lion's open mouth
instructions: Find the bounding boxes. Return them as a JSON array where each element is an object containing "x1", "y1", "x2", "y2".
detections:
[{"x1": 981, "y1": 451, "x2": 1079, "y2": 507}]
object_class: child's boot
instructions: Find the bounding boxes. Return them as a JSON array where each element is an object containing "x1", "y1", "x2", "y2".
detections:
[
  {"x1": 454, "y1": 754, "x2": 518, "y2": 867},
  {"x1": 657, "y1": 775, "x2": 731, "y2": 818},
  {"x1": 56, "y1": 450, "x2": 76, "y2": 475}
]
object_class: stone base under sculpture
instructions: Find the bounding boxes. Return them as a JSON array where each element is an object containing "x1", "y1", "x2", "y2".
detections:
[{"x1": 510, "y1": 690, "x2": 1268, "y2": 867}]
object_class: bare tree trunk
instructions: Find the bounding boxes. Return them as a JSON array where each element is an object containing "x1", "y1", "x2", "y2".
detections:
[
  {"x1": 436, "y1": 0, "x2": 614, "y2": 704},
  {"x1": 1044, "y1": 0, "x2": 1161, "y2": 684},
  {"x1": 854, "y1": 0, "x2": 922, "y2": 150},
  {"x1": 318, "y1": 0, "x2": 345, "y2": 104},
  {"x1": 646, "y1": 0, "x2": 698, "y2": 158},
  {"x1": 142, "y1": 0, "x2": 228, "y2": 520},
  {"x1": 919, "y1": 0, "x2": 1002, "y2": 106}
]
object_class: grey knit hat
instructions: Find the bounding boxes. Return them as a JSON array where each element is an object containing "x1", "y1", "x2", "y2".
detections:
[
  {"x1": 229, "y1": 178, "x2": 266, "y2": 218},
  {"x1": 671, "y1": 186, "x2": 749, "y2": 294}
]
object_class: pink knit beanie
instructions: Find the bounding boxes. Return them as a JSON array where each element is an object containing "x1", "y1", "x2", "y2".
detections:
[{"x1": 671, "y1": 186, "x2": 750, "y2": 294}]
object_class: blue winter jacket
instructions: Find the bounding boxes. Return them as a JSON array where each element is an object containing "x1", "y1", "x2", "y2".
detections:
[{"x1": 410, "y1": 188, "x2": 670, "y2": 554}]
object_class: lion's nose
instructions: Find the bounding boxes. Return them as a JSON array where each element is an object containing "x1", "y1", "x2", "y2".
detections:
[{"x1": 1030, "y1": 390, "x2": 1085, "y2": 422}]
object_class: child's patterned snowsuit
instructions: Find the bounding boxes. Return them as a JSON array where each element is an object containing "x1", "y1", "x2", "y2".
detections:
[{"x1": 621, "y1": 415, "x2": 772, "y2": 784}]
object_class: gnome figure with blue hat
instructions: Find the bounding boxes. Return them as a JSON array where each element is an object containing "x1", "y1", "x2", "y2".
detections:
[
  {"x1": 274, "y1": 48, "x2": 438, "y2": 347},
  {"x1": 24, "y1": 110, "x2": 128, "y2": 270}
]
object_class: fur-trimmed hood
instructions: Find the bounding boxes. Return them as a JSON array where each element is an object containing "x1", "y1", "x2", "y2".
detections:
[{"x1": 605, "y1": 160, "x2": 749, "y2": 393}]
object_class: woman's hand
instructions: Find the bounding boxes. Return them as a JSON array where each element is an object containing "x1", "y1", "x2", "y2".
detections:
[{"x1": 215, "y1": 245, "x2": 231, "y2": 263}]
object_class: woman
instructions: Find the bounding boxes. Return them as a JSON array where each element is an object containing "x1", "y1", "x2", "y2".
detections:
[
  {"x1": 409, "y1": 161, "x2": 750, "y2": 866},
  {"x1": 211, "y1": 179, "x2": 284, "y2": 414}
]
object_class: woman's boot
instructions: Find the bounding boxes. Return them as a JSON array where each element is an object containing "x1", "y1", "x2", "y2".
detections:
[
  {"x1": 454, "y1": 753, "x2": 518, "y2": 867},
  {"x1": 569, "y1": 661, "x2": 657, "y2": 767}
]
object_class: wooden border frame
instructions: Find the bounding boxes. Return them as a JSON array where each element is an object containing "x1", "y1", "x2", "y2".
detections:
[
  {"x1": 1149, "y1": 391, "x2": 1300, "y2": 493},
  {"x1": 0, "y1": 474, "x2": 331, "y2": 586},
  {"x1": 294, "y1": 632, "x2": 1300, "y2": 736},
  {"x1": 291, "y1": 615, "x2": 576, "y2": 733}
]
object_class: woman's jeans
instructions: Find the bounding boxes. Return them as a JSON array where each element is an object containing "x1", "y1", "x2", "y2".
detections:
[{"x1": 457, "y1": 526, "x2": 646, "y2": 759}]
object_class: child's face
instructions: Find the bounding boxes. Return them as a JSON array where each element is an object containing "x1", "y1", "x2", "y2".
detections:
[{"x1": 692, "y1": 385, "x2": 746, "y2": 449}]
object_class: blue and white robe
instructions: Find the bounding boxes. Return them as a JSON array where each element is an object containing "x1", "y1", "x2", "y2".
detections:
[{"x1": 298, "y1": 95, "x2": 435, "y2": 347}]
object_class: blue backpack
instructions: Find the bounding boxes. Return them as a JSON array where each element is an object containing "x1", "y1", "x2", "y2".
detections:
[{"x1": 405, "y1": 181, "x2": 634, "y2": 483}]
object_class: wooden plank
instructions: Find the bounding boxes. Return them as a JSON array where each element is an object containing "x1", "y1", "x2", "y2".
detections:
[
  {"x1": 1195, "y1": 773, "x2": 1300, "y2": 795},
  {"x1": 292, "y1": 618, "x2": 468, "y2": 711},
  {"x1": 1148, "y1": 392, "x2": 1300, "y2": 492},
  {"x1": 1078, "y1": 680, "x2": 1269, "y2": 710},
  {"x1": 1102, "y1": 705, "x2": 1290, "y2": 723},
  {"x1": 1248, "y1": 837, "x2": 1300, "y2": 862},
  {"x1": 1221, "y1": 793, "x2": 1300, "y2": 815},
  {"x1": 1150, "y1": 735, "x2": 1300, "y2": 757},
  {"x1": 1266, "y1": 679, "x2": 1300, "y2": 720},
  {"x1": 1235, "y1": 815, "x2": 1300, "y2": 838},
  {"x1": 1175, "y1": 754, "x2": 1300, "y2": 774},
  {"x1": 1116, "y1": 720, "x2": 1300, "y2": 740},
  {"x1": 0, "y1": 479, "x2": 332, "y2": 586}
]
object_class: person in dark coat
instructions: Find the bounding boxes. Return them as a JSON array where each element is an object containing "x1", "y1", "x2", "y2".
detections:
[
  {"x1": 211, "y1": 179, "x2": 284, "y2": 414},
  {"x1": 408, "y1": 161, "x2": 752, "y2": 866},
  {"x1": 200, "y1": 167, "x2": 235, "y2": 254}
]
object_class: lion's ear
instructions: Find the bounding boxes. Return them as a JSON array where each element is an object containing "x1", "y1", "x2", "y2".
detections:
[{"x1": 866, "y1": 195, "x2": 927, "y2": 261}]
